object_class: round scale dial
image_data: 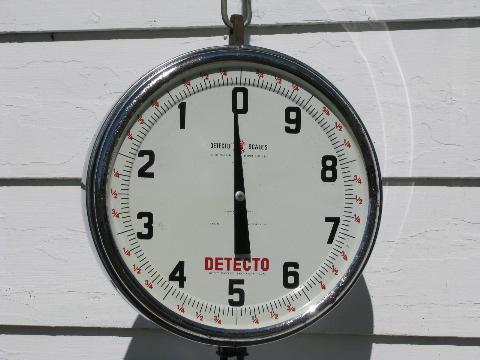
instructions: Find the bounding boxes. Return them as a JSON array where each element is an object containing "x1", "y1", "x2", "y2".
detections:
[{"x1": 83, "y1": 46, "x2": 382, "y2": 345}]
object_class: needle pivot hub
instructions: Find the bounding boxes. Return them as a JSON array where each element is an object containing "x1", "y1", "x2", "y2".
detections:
[{"x1": 235, "y1": 191, "x2": 246, "y2": 202}]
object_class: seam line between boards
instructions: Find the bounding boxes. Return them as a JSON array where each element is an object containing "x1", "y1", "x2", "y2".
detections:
[
  {"x1": 0, "y1": 178, "x2": 479, "y2": 187},
  {"x1": 1, "y1": 17, "x2": 480, "y2": 43},
  {"x1": 0, "y1": 325, "x2": 480, "y2": 345}
]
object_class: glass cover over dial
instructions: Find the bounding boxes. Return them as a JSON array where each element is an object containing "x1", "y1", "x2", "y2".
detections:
[{"x1": 84, "y1": 47, "x2": 382, "y2": 346}]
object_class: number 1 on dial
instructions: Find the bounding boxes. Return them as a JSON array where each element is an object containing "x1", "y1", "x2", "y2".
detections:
[{"x1": 178, "y1": 102, "x2": 186, "y2": 129}]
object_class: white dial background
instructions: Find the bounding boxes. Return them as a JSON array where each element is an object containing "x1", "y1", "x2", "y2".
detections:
[{"x1": 105, "y1": 64, "x2": 370, "y2": 331}]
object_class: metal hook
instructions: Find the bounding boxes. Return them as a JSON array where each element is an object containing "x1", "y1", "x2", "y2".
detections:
[{"x1": 221, "y1": 0, "x2": 252, "y2": 29}]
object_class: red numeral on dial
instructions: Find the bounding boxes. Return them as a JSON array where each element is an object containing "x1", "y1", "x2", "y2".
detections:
[
  {"x1": 133, "y1": 264, "x2": 141, "y2": 274},
  {"x1": 110, "y1": 188, "x2": 118, "y2": 198},
  {"x1": 331, "y1": 265, "x2": 339, "y2": 275}
]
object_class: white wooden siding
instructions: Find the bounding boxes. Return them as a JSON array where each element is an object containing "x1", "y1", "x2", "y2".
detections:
[
  {"x1": 1, "y1": 333, "x2": 480, "y2": 360},
  {"x1": 1, "y1": 186, "x2": 479, "y2": 337},
  {"x1": 1, "y1": 0, "x2": 479, "y2": 358},
  {"x1": 2, "y1": 27, "x2": 479, "y2": 177},
  {"x1": 1, "y1": 0, "x2": 480, "y2": 33}
]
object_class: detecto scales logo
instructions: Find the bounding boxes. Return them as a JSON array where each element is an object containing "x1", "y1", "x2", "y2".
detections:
[{"x1": 210, "y1": 139, "x2": 268, "y2": 156}]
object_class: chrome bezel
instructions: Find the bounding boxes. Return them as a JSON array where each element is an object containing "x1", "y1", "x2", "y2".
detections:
[{"x1": 82, "y1": 45, "x2": 382, "y2": 346}]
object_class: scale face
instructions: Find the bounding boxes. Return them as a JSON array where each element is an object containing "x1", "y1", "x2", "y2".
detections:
[{"x1": 83, "y1": 46, "x2": 382, "y2": 346}]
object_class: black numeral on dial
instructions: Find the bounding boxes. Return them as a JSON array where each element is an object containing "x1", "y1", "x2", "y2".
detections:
[
  {"x1": 178, "y1": 102, "x2": 186, "y2": 129},
  {"x1": 138, "y1": 150, "x2": 155, "y2": 178},
  {"x1": 137, "y1": 212, "x2": 153, "y2": 239},
  {"x1": 283, "y1": 262, "x2": 300, "y2": 289},
  {"x1": 228, "y1": 279, "x2": 245, "y2": 306},
  {"x1": 321, "y1": 155, "x2": 337, "y2": 182},
  {"x1": 325, "y1": 217, "x2": 340, "y2": 244},
  {"x1": 232, "y1": 87, "x2": 248, "y2": 115},
  {"x1": 169, "y1": 261, "x2": 187, "y2": 288},
  {"x1": 285, "y1": 107, "x2": 301, "y2": 134}
]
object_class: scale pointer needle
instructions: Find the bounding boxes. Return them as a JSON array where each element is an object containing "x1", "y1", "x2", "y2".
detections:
[{"x1": 232, "y1": 87, "x2": 251, "y2": 258}]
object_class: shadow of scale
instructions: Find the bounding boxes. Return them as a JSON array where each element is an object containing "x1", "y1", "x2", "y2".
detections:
[{"x1": 122, "y1": 276, "x2": 374, "y2": 359}]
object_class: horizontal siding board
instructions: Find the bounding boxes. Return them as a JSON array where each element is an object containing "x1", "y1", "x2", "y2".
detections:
[
  {"x1": 1, "y1": 28, "x2": 479, "y2": 178},
  {"x1": 1, "y1": 1, "x2": 480, "y2": 33},
  {"x1": 0, "y1": 186, "x2": 479, "y2": 337},
  {"x1": 250, "y1": 28, "x2": 480, "y2": 178},
  {"x1": 1, "y1": 333, "x2": 480, "y2": 360}
]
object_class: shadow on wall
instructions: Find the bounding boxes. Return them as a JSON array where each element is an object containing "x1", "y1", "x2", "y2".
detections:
[{"x1": 123, "y1": 276, "x2": 373, "y2": 359}]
